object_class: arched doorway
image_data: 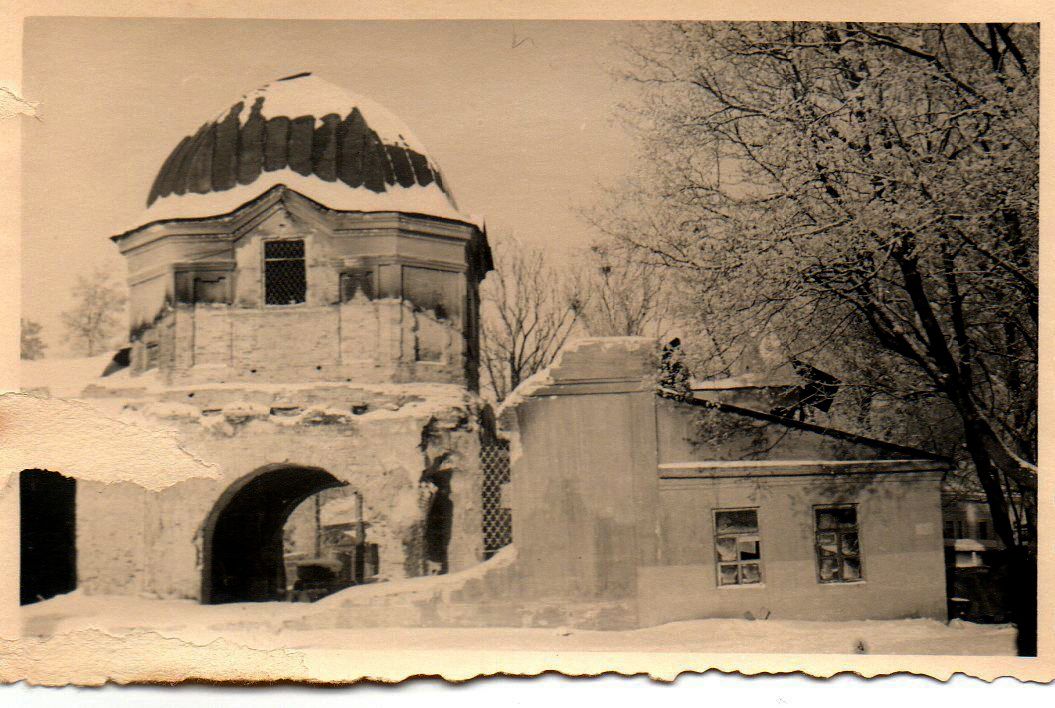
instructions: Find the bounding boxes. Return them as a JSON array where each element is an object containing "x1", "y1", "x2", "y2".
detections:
[
  {"x1": 20, "y1": 469, "x2": 77, "y2": 605},
  {"x1": 202, "y1": 465, "x2": 345, "y2": 604}
]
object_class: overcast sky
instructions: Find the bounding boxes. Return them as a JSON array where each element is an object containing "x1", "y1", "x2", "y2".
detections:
[{"x1": 22, "y1": 18, "x2": 640, "y2": 354}]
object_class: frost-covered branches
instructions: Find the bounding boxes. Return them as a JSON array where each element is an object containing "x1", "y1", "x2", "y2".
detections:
[
  {"x1": 61, "y1": 266, "x2": 128, "y2": 356},
  {"x1": 577, "y1": 241, "x2": 672, "y2": 338},
  {"x1": 604, "y1": 22, "x2": 1037, "y2": 570},
  {"x1": 479, "y1": 237, "x2": 586, "y2": 403}
]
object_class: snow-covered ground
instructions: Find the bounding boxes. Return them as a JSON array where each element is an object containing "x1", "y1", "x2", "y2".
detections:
[{"x1": 21, "y1": 591, "x2": 1016, "y2": 656}]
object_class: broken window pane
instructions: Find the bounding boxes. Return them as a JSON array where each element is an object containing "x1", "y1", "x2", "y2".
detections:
[
  {"x1": 842, "y1": 532, "x2": 860, "y2": 557},
  {"x1": 718, "y1": 563, "x2": 740, "y2": 586},
  {"x1": 814, "y1": 505, "x2": 863, "y2": 583},
  {"x1": 740, "y1": 563, "x2": 761, "y2": 584},
  {"x1": 817, "y1": 533, "x2": 838, "y2": 556},
  {"x1": 714, "y1": 509, "x2": 762, "y2": 586},
  {"x1": 715, "y1": 536, "x2": 737, "y2": 562},
  {"x1": 832, "y1": 507, "x2": 857, "y2": 528},
  {"x1": 715, "y1": 509, "x2": 758, "y2": 534},
  {"x1": 816, "y1": 509, "x2": 839, "y2": 530},
  {"x1": 737, "y1": 537, "x2": 760, "y2": 561}
]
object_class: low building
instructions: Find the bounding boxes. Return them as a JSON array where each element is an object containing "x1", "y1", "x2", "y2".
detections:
[{"x1": 493, "y1": 338, "x2": 949, "y2": 627}]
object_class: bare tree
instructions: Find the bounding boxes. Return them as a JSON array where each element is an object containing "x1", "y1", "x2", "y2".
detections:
[
  {"x1": 62, "y1": 266, "x2": 128, "y2": 356},
  {"x1": 480, "y1": 237, "x2": 586, "y2": 403},
  {"x1": 577, "y1": 241, "x2": 672, "y2": 338},
  {"x1": 20, "y1": 318, "x2": 47, "y2": 360},
  {"x1": 607, "y1": 22, "x2": 1038, "y2": 652}
]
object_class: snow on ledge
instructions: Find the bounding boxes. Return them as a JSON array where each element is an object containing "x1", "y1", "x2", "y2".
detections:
[{"x1": 496, "y1": 336, "x2": 658, "y2": 421}]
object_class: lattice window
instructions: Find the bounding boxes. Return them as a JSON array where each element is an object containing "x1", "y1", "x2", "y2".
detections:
[
  {"x1": 815, "y1": 505, "x2": 863, "y2": 583},
  {"x1": 480, "y1": 440, "x2": 512, "y2": 558},
  {"x1": 264, "y1": 240, "x2": 306, "y2": 305}
]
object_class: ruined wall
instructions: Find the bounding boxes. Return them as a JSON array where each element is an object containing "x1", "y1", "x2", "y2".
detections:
[
  {"x1": 140, "y1": 299, "x2": 465, "y2": 386},
  {"x1": 76, "y1": 383, "x2": 483, "y2": 600},
  {"x1": 121, "y1": 198, "x2": 479, "y2": 388}
]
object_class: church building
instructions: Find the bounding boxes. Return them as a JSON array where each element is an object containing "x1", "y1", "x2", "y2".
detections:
[{"x1": 22, "y1": 73, "x2": 495, "y2": 604}]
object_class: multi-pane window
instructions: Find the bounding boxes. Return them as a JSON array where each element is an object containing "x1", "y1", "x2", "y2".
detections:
[
  {"x1": 714, "y1": 509, "x2": 762, "y2": 586},
  {"x1": 815, "y1": 505, "x2": 863, "y2": 583},
  {"x1": 264, "y1": 240, "x2": 306, "y2": 305}
]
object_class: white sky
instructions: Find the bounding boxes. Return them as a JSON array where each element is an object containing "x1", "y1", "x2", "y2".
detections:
[{"x1": 22, "y1": 18, "x2": 640, "y2": 354}]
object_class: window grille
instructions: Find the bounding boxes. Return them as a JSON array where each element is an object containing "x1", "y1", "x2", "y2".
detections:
[
  {"x1": 714, "y1": 509, "x2": 762, "y2": 585},
  {"x1": 815, "y1": 505, "x2": 863, "y2": 582},
  {"x1": 264, "y1": 240, "x2": 306, "y2": 305},
  {"x1": 480, "y1": 440, "x2": 512, "y2": 558}
]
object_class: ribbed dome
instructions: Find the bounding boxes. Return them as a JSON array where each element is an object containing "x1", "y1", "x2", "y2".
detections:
[{"x1": 143, "y1": 73, "x2": 474, "y2": 225}]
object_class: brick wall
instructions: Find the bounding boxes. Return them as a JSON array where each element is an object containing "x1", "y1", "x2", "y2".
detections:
[{"x1": 76, "y1": 384, "x2": 484, "y2": 600}]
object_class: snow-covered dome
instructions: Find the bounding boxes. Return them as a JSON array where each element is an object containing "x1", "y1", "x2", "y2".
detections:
[{"x1": 141, "y1": 72, "x2": 476, "y2": 226}]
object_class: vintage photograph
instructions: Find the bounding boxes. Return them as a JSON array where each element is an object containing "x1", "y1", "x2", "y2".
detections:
[{"x1": 1, "y1": 14, "x2": 1042, "y2": 683}]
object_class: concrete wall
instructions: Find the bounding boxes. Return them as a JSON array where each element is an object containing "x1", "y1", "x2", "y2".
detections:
[
  {"x1": 502, "y1": 338, "x2": 949, "y2": 628},
  {"x1": 640, "y1": 471, "x2": 948, "y2": 625},
  {"x1": 508, "y1": 390, "x2": 658, "y2": 602},
  {"x1": 76, "y1": 383, "x2": 483, "y2": 600}
]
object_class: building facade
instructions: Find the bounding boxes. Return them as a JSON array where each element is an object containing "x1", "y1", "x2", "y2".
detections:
[{"x1": 23, "y1": 73, "x2": 494, "y2": 604}]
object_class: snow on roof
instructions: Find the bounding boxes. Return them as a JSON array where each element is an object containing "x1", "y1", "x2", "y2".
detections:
[
  {"x1": 496, "y1": 337, "x2": 657, "y2": 421},
  {"x1": 138, "y1": 174, "x2": 481, "y2": 229},
  {"x1": 214, "y1": 73, "x2": 427, "y2": 153},
  {"x1": 131, "y1": 73, "x2": 481, "y2": 234}
]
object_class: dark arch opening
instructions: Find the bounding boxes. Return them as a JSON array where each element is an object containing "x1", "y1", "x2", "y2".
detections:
[
  {"x1": 20, "y1": 469, "x2": 77, "y2": 605},
  {"x1": 202, "y1": 465, "x2": 345, "y2": 604}
]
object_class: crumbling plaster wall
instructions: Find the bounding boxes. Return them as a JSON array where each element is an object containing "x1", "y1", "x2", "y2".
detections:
[
  {"x1": 76, "y1": 384, "x2": 483, "y2": 600},
  {"x1": 128, "y1": 203, "x2": 469, "y2": 386}
]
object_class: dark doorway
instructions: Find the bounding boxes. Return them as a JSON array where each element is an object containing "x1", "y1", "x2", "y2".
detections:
[
  {"x1": 20, "y1": 469, "x2": 77, "y2": 605},
  {"x1": 202, "y1": 465, "x2": 345, "y2": 604}
]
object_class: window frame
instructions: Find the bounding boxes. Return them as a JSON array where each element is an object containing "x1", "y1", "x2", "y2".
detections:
[
  {"x1": 813, "y1": 503, "x2": 865, "y2": 584},
  {"x1": 262, "y1": 238, "x2": 308, "y2": 307},
  {"x1": 171, "y1": 262, "x2": 235, "y2": 306},
  {"x1": 712, "y1": 507, "x2": 764, "y2": 588}
]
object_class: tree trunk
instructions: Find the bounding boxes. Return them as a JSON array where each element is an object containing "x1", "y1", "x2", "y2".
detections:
[{"x1": 959, "y1": 406, "x2": 1036, "y2": 656}]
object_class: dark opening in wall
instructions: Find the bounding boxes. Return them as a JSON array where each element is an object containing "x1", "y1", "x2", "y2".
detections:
[
  {"x1": 340, "y1": 268, "x2": 375, "y2": 302},
  {"x1": 20, "y1": 469, "x2": 77, "y2": 605},
  {"x1": 174, "y1": 268, "x2": 234, "y2": 304},
  {"x1": 264, "y1": 240, "x2": 307, "y2": 305},
  {"x1": 202, "y1": 465, "x2": 346, "y2": 604}
]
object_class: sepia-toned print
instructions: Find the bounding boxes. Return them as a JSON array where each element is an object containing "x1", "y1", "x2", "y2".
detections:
[{"x1": 0, "y1": 13, "x2": 1045, "y2": 685}]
